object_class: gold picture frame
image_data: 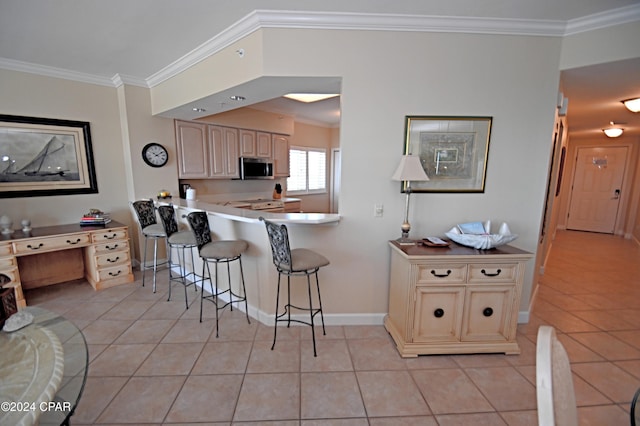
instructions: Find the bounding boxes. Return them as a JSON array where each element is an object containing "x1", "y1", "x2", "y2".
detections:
[
  {"x1": 401, "y1": 116, "x2": 492, "y2": 193},
  {"x1": 0, "y1": 114, "x2": 98, "y2": 198}
]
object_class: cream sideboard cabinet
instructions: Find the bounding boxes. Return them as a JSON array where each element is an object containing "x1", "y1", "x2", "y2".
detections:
[
  {"x1": 384, "y1": 240, "x2": 533, "y2": 357},
  {"x1": 0, "y1": 221, "x2": 134, "y2": 307}
]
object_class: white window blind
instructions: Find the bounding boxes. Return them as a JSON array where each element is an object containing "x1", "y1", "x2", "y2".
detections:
[{"x1": 287, "y1": 147, "x2": 326, "y2": 194}]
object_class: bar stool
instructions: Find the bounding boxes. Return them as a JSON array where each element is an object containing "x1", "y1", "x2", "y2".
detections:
[
  {"x1": 186, "y1": 211, "x2": 250, "y2": 337},
  {"x1": 260, "y1": 217, "x2": 329, "y2": 357},
  {"x1": 132, "y1": 199, "x2": 167, "y2": 292},
  {"x1": 157, "y1": 205, "x2": 198, "y2": 309}
]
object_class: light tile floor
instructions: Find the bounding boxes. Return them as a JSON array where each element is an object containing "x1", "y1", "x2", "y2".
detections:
[{"x1": 25, "y1": 230, "x2": 640, "y2": 425}]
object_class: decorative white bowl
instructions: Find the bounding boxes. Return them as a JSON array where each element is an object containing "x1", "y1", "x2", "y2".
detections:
[{"x1": 445, "y1": 220, "x2": 518, "y2": 250}]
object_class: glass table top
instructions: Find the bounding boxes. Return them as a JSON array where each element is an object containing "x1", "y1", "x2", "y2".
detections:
[{"x1": 0, "y1": 306, "x2": 88, "y2": 426}]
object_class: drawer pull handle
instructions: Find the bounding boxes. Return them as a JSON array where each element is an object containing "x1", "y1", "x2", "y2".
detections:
[
  {"x1": 481, "y1": 268, "x2": 502, "y2": 277},
  {"x1": 107, "y1": 256, "x2": 120, "y2": 263},
  {"x1": 105, "y1": 244, "x2": 119, "y2": 250},
  {"x1": 27, "y1": 243, "x2": 44, "y2": 250},
  {"x1": 66, "y1": 238, "x2": 82, "y2": 245},
  {"x1": 108, "y1": 270, "x2": 122, "y2": 277},
  {"x1": 483, "y1": 307, "x2": 494, "y2": 317},
  {"x1": 104, "y1": 233, "x2": 118, "y2": 240},
  {"x1": 431, "y1": 270, "x2": 451, "y2": 278},
  {"x1": 434, "y1": 308, "x2": 445, "y2": 318}
]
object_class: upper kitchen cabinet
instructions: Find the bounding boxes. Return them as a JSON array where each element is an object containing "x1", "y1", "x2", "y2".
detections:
[
  {"x1": 240, "y1": 130, "x2": 272, "y2": 158},
  {"x1": 272, "y1": 134, "x2": 290, "y2": 177},
  {"x1": 209, "y1": 125, "x2": 240, "y2": 178},
  {"x1": 175, "y1": 120, "x2": 239, "y2": 179},
  {"x1": 176, "y1": 120, "x2": 208, "y2": 178}
]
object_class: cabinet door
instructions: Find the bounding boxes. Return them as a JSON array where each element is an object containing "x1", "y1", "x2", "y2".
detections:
[
  {"x1": 175, "y1": 120, "x2": 209, "y2": 178},
  {"x1": 240, "y1": 129, "x2": 256, "y2": 157},
  {"x1": 224, "y1": 127, "x2": 240, "y2": 178},
  {"x1": 461, "y1": 285, "x2": 514, "y2": 342},
  {"x1": 209, "y1": 126, "x2": 239, "y2": 178},
  {"x1": 413, "y1": 286, "x2": 465, "y2": 343},
  {"x1": 272, "y1": 134, "x2": 290, "y2": 177},
  {"x1": 256, "y1": 132, "x2": 272, "y2": 158}
]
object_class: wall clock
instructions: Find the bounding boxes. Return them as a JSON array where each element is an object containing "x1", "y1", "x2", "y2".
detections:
[{"x1": 142, "y1": 142, "x2": 168, "y2": 168}]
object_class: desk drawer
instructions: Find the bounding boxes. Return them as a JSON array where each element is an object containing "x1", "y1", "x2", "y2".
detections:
[
  {"x1": 13, "y1": 233, "x2": 90, "y2": 254},
  {"x1": 92, "y1": 240, "x2": 130, "y2": 254},
  {"x1": 94, "y1": 250, "x2": 130, "y2": 268},
  {"x1": 91, "y1": 228, "x2": 128, "y2": 243},
  {"x1": 96, "y1": 263, "x2": 132, "y2": 282},
  {"x1": 0, "y1": 242, "x2": 13, "y2": 256},
  {"x1": 0, "y1": 255, "x2": 16, "y2": 268}
]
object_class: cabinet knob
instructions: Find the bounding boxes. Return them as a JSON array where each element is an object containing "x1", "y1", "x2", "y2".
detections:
[
  {"x1": 483, "y1": 307, "x2": 494, "y2": 317},
  {"x1": 431, "y1": 270, "x2": 452, "y2": 278},
  {"x1": 433, "y1": 308, "x2": 445, "y2": 318},
  {"x1": 481, "y1": 268, "x2": 502, "y2": 277}
]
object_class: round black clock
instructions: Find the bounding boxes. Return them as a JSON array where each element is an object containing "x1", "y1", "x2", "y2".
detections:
[{"x1": 142, "y1": 143, "x2": 168, "y2": 167}]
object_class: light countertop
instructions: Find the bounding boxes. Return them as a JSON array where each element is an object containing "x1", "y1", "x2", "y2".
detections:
[{"x1": 159, "y1": 197, "x2": 341, "y2": 225}]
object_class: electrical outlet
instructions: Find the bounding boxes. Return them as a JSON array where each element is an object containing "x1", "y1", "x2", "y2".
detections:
[{"x1": 374, "y1": 204, "x2": 383, "y2": 217}]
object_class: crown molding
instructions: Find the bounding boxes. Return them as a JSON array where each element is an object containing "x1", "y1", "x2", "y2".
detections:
[
  {"x1": 0, "y1": 57, "x2": 116, "y2": 87},
  {"x1": 565, "y1": 3, "x2": 640, "y2": 35},
  {"x1": 2, "y1": 7, "x2": 638, "y2": 88}
]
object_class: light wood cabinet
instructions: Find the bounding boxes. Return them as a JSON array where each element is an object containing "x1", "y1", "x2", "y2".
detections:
[
  {"x1": 209, "y1": 125, "x2": 239, "y2": 178},
  {"x1": 240, "y1": 130, "x2": 272, "y2": 158},
  {"x1": 0, "y1": 222, "x2": 134, "y2": 307},
  {"x1": 175, "y1": 120, "x2": 239, "y2": 179},
  {"x1": 175, "y1": 120, "x2": 209, "y2": 178},
  {"x1": 272, "y1": 134, "x2": 290, "y2": 177},
  {"x1": 384, "y1": 241, "x2": 532, "y2": 357}
]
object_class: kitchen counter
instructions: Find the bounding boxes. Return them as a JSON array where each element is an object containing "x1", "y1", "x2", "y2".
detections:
[{"x1": 165, "y1": 197, "x2": 340, "y2": 225}]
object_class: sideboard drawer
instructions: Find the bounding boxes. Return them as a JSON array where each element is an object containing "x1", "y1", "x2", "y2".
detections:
[
  {"x1": 416, "y1": 264, "x2": 466, "y2": 284},
  {"x1": 13, "y1": 233, "x2": 91, "y2": 254},
  {"x1": 0, "y1": 256, "x2": 16, "y2": 269},
  {"x1": 468, "y1": 263, "x2": 519, "y2": 284},
  {"x1": 96, "y1": 263, "x2": 132, "y2": 283}
]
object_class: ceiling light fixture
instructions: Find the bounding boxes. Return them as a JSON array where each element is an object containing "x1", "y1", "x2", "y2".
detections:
[
  {"x1": 603, "y1": 122, "x2": 624, "y2": 138},
  {"x1": 621, "y1": 97, "x2": 640, "y2": 113},
  {"x1": 229, "y1": 95, "x2": 246, "y2": 101},
  {"x1": 284, "y1": 93, "x2": 339, "y2": 103},
  {"x1": 192, "y1": 107, "x2": 206, "y2": 112}
]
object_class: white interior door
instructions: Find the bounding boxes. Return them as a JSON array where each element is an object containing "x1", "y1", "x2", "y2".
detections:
[{"x1": 566, "y1": 146, "x2": 628, "y2": 233}]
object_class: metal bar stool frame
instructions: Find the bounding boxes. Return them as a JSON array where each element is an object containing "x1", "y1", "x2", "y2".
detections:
[
  {"x1": 157, "y1": 205, "x2": 199, "y2": 309},
  {"x1": 132, "y1": 199, "x2": 168, "y2": 293},
  {"x1": 260, "y1": 217, "x2": 328, "y2": 357},
  {"x1": 186, "y1": 211, "x2": 250, "y2": 338}
]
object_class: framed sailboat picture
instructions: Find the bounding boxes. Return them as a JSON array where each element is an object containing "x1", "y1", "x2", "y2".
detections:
[{"x1": 0, "y1": 115, "x2": 98, "y2": 198}]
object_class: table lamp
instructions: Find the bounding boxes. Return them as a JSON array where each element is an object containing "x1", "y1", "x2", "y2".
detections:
[{"x1": 391, "y1": 155, "x2": 429, "y2": 244}]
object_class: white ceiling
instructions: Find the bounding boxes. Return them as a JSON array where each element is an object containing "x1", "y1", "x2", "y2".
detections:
[{"x1": 1, "y1": 0, "x2": 639, "y2": 134}]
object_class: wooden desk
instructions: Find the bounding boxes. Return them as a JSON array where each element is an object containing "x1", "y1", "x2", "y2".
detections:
[
  {"x1": 0, "y1": 221, "x2": 134, "y2": 307},
  {"x1": 385, "y1": 240, "x2": 532, "y2": 357}
]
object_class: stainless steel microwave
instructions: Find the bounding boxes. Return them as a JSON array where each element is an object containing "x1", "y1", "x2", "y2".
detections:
[{"x1": 239, "y1": 157, "x2": 274, "y2": 180}]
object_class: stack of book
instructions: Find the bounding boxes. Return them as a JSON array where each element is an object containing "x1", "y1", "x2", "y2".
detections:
[{"x1": 80, "y1": 209, "x2": 111, "y2": 226}]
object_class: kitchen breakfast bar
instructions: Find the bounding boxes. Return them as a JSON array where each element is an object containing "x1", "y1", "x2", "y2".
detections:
[{"x1": 156, "y1": 197, "x2": 344, "y2": 326}]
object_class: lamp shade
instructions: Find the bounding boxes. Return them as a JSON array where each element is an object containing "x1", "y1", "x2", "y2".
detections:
[{"x1": 391, "y1": 155, "x2": 430, "y2": 181}]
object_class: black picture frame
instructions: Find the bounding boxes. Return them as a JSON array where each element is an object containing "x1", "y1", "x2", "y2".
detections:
[{"x1": 0, "y1": 114, "x2": 98, "y2": 198}]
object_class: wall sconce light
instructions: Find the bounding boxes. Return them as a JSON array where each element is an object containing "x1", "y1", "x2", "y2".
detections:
[
  {"x1": 603, "y1": 122, "x2": 624, "y2": 138},
  {"x1": 621, "y1": 97, "x2": 640, "y2": 113},
  {"x1": 391, "y1": 155, "x2": 430, "y2": 244}
]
